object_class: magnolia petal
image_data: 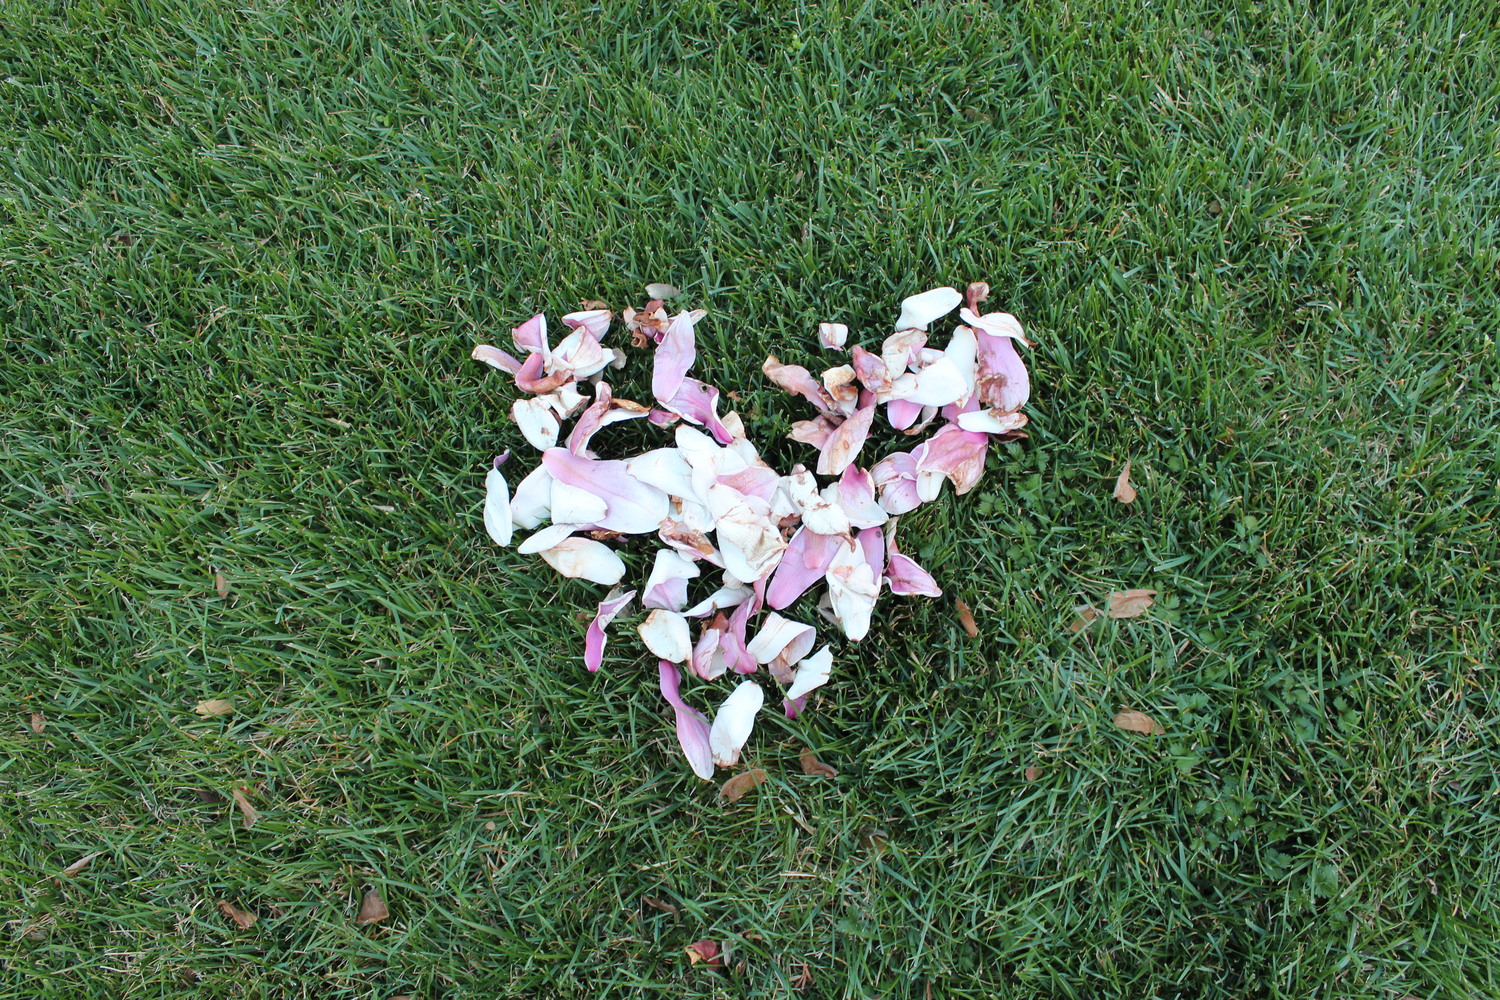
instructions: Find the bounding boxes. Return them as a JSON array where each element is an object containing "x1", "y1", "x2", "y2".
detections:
[
  {"x1": 914, "y1": 424, "x2": 990, "y2": 496},
  {"x1": 561, "y1": 308, "x2": 612, "y2": 340},
  {"x1": 746, "y1": 612, "x2": 816, "y2": 666},
  {"x1": 512, "y1": 396, "x2": 561, "y2": 451},
  {"x1": 639, "y1": 609, "x2": 692, "y2": 663},
  {"x1": 825, "y1": 538, "x2": 880, "y2": 640},
  {"x1": 881, "y1": 330, "x2": 928, "y2": 375},
  {"x1": 538, "y1": 537, "x2": 625, "y2": 585},
  {"x1": 510, "y1": 463, "x2": 553, "y2": 528},
  {"x1": 658, "y1": 661, "x2": 714, "y2": 780},
  {"x1": 851, "y1": 345, "x2": 893, "y2": 394},
  {"x1": 643, "y1": 548, "x2": 702, "y2": 611},
  {"x1": 816, "y1": 404, "x2": 875, "y2": 476},
  {"x1": 662, "y1": 378, "x2": 734, "y2": 444},
  {"x1": 584, "y1": 588, "x2": 636, "y2": 672},
  {"x1": 886, "y1": 551, "x2": 942, "y2": 596},
  {"x1": 895, "y1": 287, "x2": 961, "y2": 331},
  {"x1": 826, "y1": 466, "x2": 887, "y2": 530},
  {"x1": 472, "y1": 344, "x2": 523, "y2": 373},
  {"x1": 822, "y1": 365, "x2": 861, "y2": 415},
  {"x1": 552, "y1": 328, "x2": 610, "y2": 379},
  {"x1": 512, "y1": 313, "x2": 550, "y2": 360},
  {"x1": 710, "y1": 681, "x2": 764, "y2": 767},
  {"x1": 783, "y1": 694, "x2": 808, "y2": 719},
  {"x1": 944, "y1": 324, "x2": 979, "y2": 404},
  {"x1": 711, "y1": 492, "x2": 786, "y2": 583},
  {"x1": 483, "y1": 462, "x2": 513, "y2": 547},
  {"x1": 549, "y1": 479, "x2": 609, "y2": 526},
  {"x1": 785, "y1": 645, "x2": 833, "y2": 700},
  {"x1": 855, "y1": 525, "x2": 886, "y2": 583},
  {"x1": 885, "y1": 397, "x2": 924, "y2": 431},
  {"x1": 818, "y1": 322, "x2": 848, "y2": 349},
  {"x1": 871, "y1": 451, "x2": 922, "y2": 515},
  {"x1": 626, "y1": 447, "x2": 699, "y2": 503},
  {"x1": 960, "y1": 307, "x2": 1030, "y2": 345},
  {"x1": 763, "y1": 355, "x2": 838, "y2": 413},
  {"x1": 683, "y1": 583, "x2": 752, "y2": 618},
  {"x1": 691, "y1": 622, "x2": 730, "y2": 681},
  {"x1": 902, "y1": 356, "x2": 969, "y2": 407},
  {"x1": 783, "y1": 469, "x2": 851, "y2": 536},
  {"x1": 543, "y1": 449, "x2": 671, "y2": 534},
  {"x1": 766, "y1": 527, "x2": 841, "y2": 609},
  {"x1": 956, "y1": 408, "x2": 1029, "y2": 434},
  {"x1": 517, "y1": 522, "x2": 580, "y2": 555},
  {"x1": 545, "y1": 382, "x2": 590, "y2": 419},
  {"x1": 789, "y1": 414, "x2": 842, "y2": 450},
  {"x1": 975, "y1": 330, "x2": 1030, "y2": 413},
  {"x1": 652, "y1": 309, "x2": 704, "y2": 403},
  {"x1": 514, "y1": 351, "x2": 570, "y2": 394}
]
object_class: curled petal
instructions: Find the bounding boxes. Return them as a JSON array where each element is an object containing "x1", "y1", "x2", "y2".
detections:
[
  {"x1": 510, "y1": 463, "x2": 553, "y2": 529},
  {"x1": 652, "y1": 309, "x2": 705, "y2": 403},
  {"x1": 544, "y1": 382, "x2": 590, "y2": 419},
  {"x1": 957, "y1": 409, "x2": 1029, "y2": 434},
  {"x1": 746, "y1": 612, "x2": 816, "y2": 667},
  {"x1": 512, "y1": 313, "x2": 550, "y2": 360},
  {"x1": 783, "y1": 694, "x2": 808, "y2": 719},
  {"x1": 885, "y1": 397, "x2": 924, "y2": 431},
  {"x1": 543, "y1": 449, "x2": 670, "y2": 534},
  {"x1": 851, "y1": 345, "x2": 892, "y2": 394},
  {"x1": 826, "y1": 465, "x2": 887, "y2": 530},
  {"x1": 871, "y1": 451, "x2": 922, "y2": 515},
  {"x1": 662, "y1": 378, "x2": 734, "y2": 444},
  {"x1": 518, "y1": 522, "x2": 580, "y2": 554},
  {"x1": 472, "y1": 344, "x2": 523, "y2": 373},
  {"x1": 514, "y1": 351, "x2": 570, "y2": 394},
  {"x1": 763, "y1": 355, "x2": 838, "y2": 413},
  {"x1": 659, "y1": 661, "x2": 714, "y2": 780},
  {"x1": 639, "y1": 609, "x2": 692, "y2": 663},
  {"x1": 944, "y1": 325, "x2": 979, "y2": 404},
  {"x1": 882, "y1": 330, "x2": 928, "y2": 375},
  {"x1": 895, "y1": 287, "x2": 961, "y2": 331},
  {"x1": 960, "y1": 307, "x2": 1031, "y2": 346},
  {"x1": 822, "y1": 365, "x2": 861, "y2": 415},
  {"x1": 643, "y1": 548, "x2": 701, "y2": 612},
  {"x1": 538, "y1": 537, "x2": 626, "y2": 585},
  {"x1": 975, "y1": 331, "x2": 1031, "y2": 413},
  {"x1": 825, "y1": 538, "x2": 881, "y2": 640},
  {"x1": 785, "y1": 645, "x2": 833, "y2": 700},
  {"x1": 561, "y1": 308, "x2": 612, "y2": 340},
  {"x1": 914, "y1": 424, "x2": 990, "y2": 497},
  {"x1": 816, "y1": 404, "x2": 875, "y2": 476},
  {"x1": 711, "y1": 492, "x2": 786, "y2": 583},
  {"x1": 552, "y1": 328, "x2": 610, "y2": 379},
  {"x1": 584, "y1": 589, "x2": 636, "y2": 672},
  {"x1": 782, "y1": 469, "x2": 851, "y2": 536},
  {"x1": 886, "y1": 551, "x2": 942, "y2": 597},
  {"x1": 512, "y1": 396, "x2": 561, "y2": 451},
  {"x1": 683, "y1": 583, "x2": 753, "y2": 618},
  {"x1": 710, "y1": 681, "x2": 764, "y2": 767},
  {"x1": 818, "y1": 322, "x2": 848, "y2": 350},
  {"x1": 789, "y1": 414, "x2": 842, "y2": 450},
  {"x1": 483, "y1": 461, "x2": 513, "y2": 547},
  {"x1": 691, "y1": 622, "x2": 730, "y2": 681}
]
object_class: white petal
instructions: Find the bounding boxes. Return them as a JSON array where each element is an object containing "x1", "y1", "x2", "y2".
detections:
[
  {"x1": 905, "y1": 356, "x2": 969, "y2": 407},
  {"x1": 483, "y1": 467, "x2": 513, "y2": 547},
  {"x1": 826, "y1": 540, "x2": 881, "y2": 640},
  {"x1": 711, "y1": 491, "x2": 786, "y2": 583},
  {"x1": 537, "y1": 537, "x2": 625, "y2": 584},
  {"x1": 509, "y1": 463, "x2": 553, "y2": 529},
  {"x1": 682, "y1": 584, "x2": 753, "y2": 618},
  {"x1": 895, "y1": 287, "x2": 962, "y2": 331},
  {"x1": 710, "y1": 681, "x2": 764, "y2": 767},
  {"x1": 626, "y1": 447, "x2": 699, "y2": 502},
  {"x1": 786, "y1": 646, "x2": 833, "y2": 700},
  {"x1": 638, "y1": 609, "x2": 692, "y2": 663},
  {"x1": 543, "y1": 382, "x2": 589, "y2": 419},
  {"x1": 512, "y1": 397, "x2": 560, "y2": 451},
  {"x1": 518, "y1": 522, "x2": 579, "y2": 554},
  {"x1": 783, "y1": 470, "x2": 850, "y2": 536},
  {"x1": 882, "y1": 330, "x2": 928, "y2": 375},
  {"x1": 956, "y1": 409, "x2": 1029, "y2": 434},
  {"x1": 818, "y1": 322, "x2": 849, "y2": 349},
  {"x1": 960, "y1": 307, "x2": 1029, "y2": 344},
  {"x1": 549, "y1": 479, "x2": 609, "y2": 525},
  {"x1": 943, "y1": 325, "x2": 979, "y2": 403},
  {"x1": 745, "y1": 612, "x2": 815, "y2": 665}
]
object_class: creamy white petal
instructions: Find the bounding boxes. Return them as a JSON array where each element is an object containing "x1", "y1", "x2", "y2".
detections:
[
  {"x1": 745, "y1": 612, "x2": 816, "y2": 665},
  {"x1": 819, "y1": 322, "x2": 849, "y2": 349},
  {"x1": 956, "y1": 409, "x2": 1029, "y2": 434},
  {"x1": 626, "y1": 447, "x2": 699, "y2": 502},
  {"x1": 826, "y1": 539, "x2": 881, "y2": 640},
  {"x1": 537, "y1": 537, "x2": 626, "y2": 584},
  {"x1": 512, "y1": 396, "x2": 561, "y2": 451},
  {"x1": 710, "y1": 680, "x2": 764, "y2": 767},
  {"x1": 517, "y1": 522, "x2": 579, "y2": 554},
  {"x1": 786, "y1": 645, "x2": 833, "y2": 700},
  {"x1": 904, "y1": 356, "x2": 969, "y2": 407},
  {"x1": 549, "y1": 479, "x2": 609, "y2": 525},
  {"x1": 543, "y1": 382, "x2": 589, "y2": 419},
  {"x1": 783, "y1": 469, "x2": 851, "y2": 536},
  {"x1": 895, "y1": 287, "x2": 962, "y2": 331},
  {"x1": 483, "y1": 466, "x2": 513, "y2": 547},
  {"x1": 509, "y1": 463, "x2": 553, "y2": 529},
  {"x1": 638, "y1": 609, "x2": 692, "y2": 663},
  {"x1": 682, "y1": 584, "x2": 753, "y2": 618}
]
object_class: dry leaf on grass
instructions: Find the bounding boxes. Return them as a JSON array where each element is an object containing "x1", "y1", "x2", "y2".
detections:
[
  {"x1": 214, "y1": 570, "x2": 229, "y2": 598},
  {"x1": 643, "y1": 896, "x2": 679, "y2": 915},
  {"x1": 195, "y1": 700, "x2": 233, "y2": 718},
  {"x1": 58, "y1": 852, "x2": 100, "y2": 878},
  {"x1": 1107, "y1": 589, "x2": 1157, "y2": 618},
  {"x1": 684, "y1": 939, "x2": 723, "y2": 967},
  {"x1": 30, "y1": 711, "x2": 45, "y2": 733},
  {"x1": 356, "y1": 888, "x2": 389, "y2": 925},
  {"x1": 798, "y1": 751, "x2": 837, "y2": 778},
  {"x1": 1067, "y1": 605, "x2": 1101, "y2": 632},
  {"x1": 216, "y1": 899, "x2": 258, "y2": 929},
  {"x1": 1114, "y1": 709, "x2": 1164, "y2": 735},
  {"x1": 1113, "y1": 461, "x2": 1137, "y2": 503},
  {"x1": 230, "y1": 787, "x2": 257, "y2": 829},
  {"x1": 720, "y1": 768, "x2": 768, "y2": 803},
  {"x1": 1023, "y1": 766, "x2": 1040, "y2": 782},
  {"x1": 954, "y1": 599, "x2": 979, "y2": 638}
]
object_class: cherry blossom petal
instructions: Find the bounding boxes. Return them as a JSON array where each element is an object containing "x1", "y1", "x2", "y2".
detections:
[
  {"x1": 895, "y1": 287, "x2": 961, "y2": 331},
  {"x1": 512, "y1": 396, "x2": 561, "y2": 451},
  {"x1": 818, "y1": 322, "x2": 848, "y2": 349},
  {"x1": 472, "y1": 344, "x2": 523, "y2": 373},
  {"x1": 816, "y1": 403, "x2": 875, "y2": 476},
  {"x1": 584, "y1": 588, "x2": 636, "y2": 672},
  {"x1": 825, "y1": 538, "x2": 880, "y2": 640},
  {"x1": 639, "y1": 609, "x2": 692, "y2": 663},
  {"x1": 658, "y1": 661, "x2": 714, "y2": 780},
  {"x1": 785, "y1": 645, "x2": 833, "y2": 700},
  {"x1": 710, "y1": 681, "x2": 764, "y2": 767},
  {"x1": 763, "y1": 355, "x2": 838, "y2": 413},
  {"x1": 543, "y1": 449, "x2": 670, "y2": 534},
  {"x1": 652, "y1": 309, "x2": 705, "y2": 403},
  {"x1": 538, "y1": 537, "x2": 626, "y2": 585},
  {"x1": 483, "y1": 460, "x2": 513, "y2": 547},
  {"x1": 643, "y1": 548, "x2": 701, "y2": 611}
]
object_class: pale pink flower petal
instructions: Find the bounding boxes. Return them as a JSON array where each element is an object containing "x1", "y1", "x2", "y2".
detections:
[
  {"x1": 472, "y1": 344, "x2": 523, "y2": 373},
  {"x1": 783, "y1": 469, "x2": 851, "y2": 536},
  {"x1": 584, "y1": 588, "x2": 636, "y2": 672},
  {"x1": 552, "y1": 328, "x2": 609, "y2": 379},
  {"x1": 766, "y1": 528, "x2": 841, "y2": 610},
  {"x1": 975, "y1": 331, "x2": 1030, "y2": 413},
  {"x1": 855, "y1": 525, "x2": 885, "y2": 581},
  {"x1": 538, "y1": 537, "x2": 626, "y2": 585},
  {"x1": 651, "y1": 309, "x2": 705, "y2": 403},
  {"x1": 543, "y1": 382, "x2": 590, "y2": 419},
  {"x1": 691, "y1": 619, "x2": 731, "y2": 681},
  {"x1": 658, "y1": 661, "x2": 714, "y2": 780},
  {"x1": 885, "y1": 397, "x2": 924, "y2": 431},
  {"x1": 643, "y1": 549, "x2": 701, "y2": 611},
  {"x1": 785, "y1": 645, "x2": 833, "y2": 700},
  {"x1": 825, "y1": 466, "x2": 887, "y2": 530},
  {"x1": 960, "y1": 307, "x2": 1030, "y2": 345},
  {"x1": 512, "y1": 313, "x2": 549, "y2": 360},
  {"x1": 661, "y1": 378, "x2": 735, "y2": 444},
  {"x1": 514, "y1": 351, "x2": 570, "y2": 394},
  {"x1": 956, "y1": 409, "x2": 1029, "y2": 434},
  {"x1": 746, "y1": 612, "x2": 816, "y2": 667},
  {"x1": 710, "y1": 681, "x2": 764, "y2": 767},
  {"x1": 816, "y1": 403, "x2": 875, "y2": 476},
  {"x1": 783, "y1": 694, "x2": 808, "y2": 719},
  {"x1": 851, "y1": 345, "x2": 892, "y2": 394},
  {"x1": 561, "y1": 308, "x2": 612, "y2": 340},
  {"x1": 763, "y1": 355, "x2": 838, "y2": 413},
  {"x1": 914, "y1": 424, "x2": 990, "y2": 497},
  {"x1": 818, "y1": 322, "x2": 848, "y2": 350},
  {"x1": 542, "y1": 449, "x2": 670, "y2": 534},
  {"x1": 825, "y1": 538, "x2": 881, "y2": 640},
  {"x1": 881, "y1": 330, "x2": 928, "y2": 375},
  {"x1": 789, "y1": 414, "x2": 842, "y2": 449},
  {"x1": 483, "y1": 459, "x2": 513, "y2": 547},
  {"x1": 871, "y1": 451, "x2": 923, "y2": 515},
  {"x1": 903, "y1": 356, "x2": 969, "y2": 407},
  {"x1": 512, "y1": 396, "x2": 561, "y2": 451},
  {"x1": 639, "y1": 609, "x2": 692, "y2": 663},
  {"x1": 711, "y1": 491, "x2": 786, "y2": 583},
  {"x1": 883, "y1": 521, "x2": 941, "y2": 597},
  {"x1": 821, "y1": 365, "x2": 861, "y2": 415},
  {"x1": 895, "y1": 287, "x2": 962, "y2": 331},
  {"x1": 683, "y1": 583, "x2": 752, "y2": 619}
]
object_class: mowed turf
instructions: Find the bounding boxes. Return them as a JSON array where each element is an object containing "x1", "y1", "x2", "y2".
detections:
[{"x1": 3, "y1": 1, "x2": 1498, "y2": 996}]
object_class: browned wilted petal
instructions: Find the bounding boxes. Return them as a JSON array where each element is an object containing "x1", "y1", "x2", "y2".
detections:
[
  {"x1": 798, "y1": 751, "x2": 838, "y2": 778},
  {"x1": 216, "y1": 899, "x2": 258, "y2": 929},
  {"x1": 195, "y1": 699, "x2": 233, "y2": 718},
  {"x1": 685, "y1": 939, "x2": 723, "y2": 966},
  {"x1": 59, "y1": 852, "x2": 100, "y2": 877},
  {"x1": 230, "y1": 787, "x2": 257, "y2": 829},
  {"x1": 356, "y1": 888, "x2": 389, "y2": 925},
  {"x1": 1023, "y1": 766, "x2": 1040, "y2": 782},
  {"x1": 1113, "y1": 461, "x2": 1137, "y2": 504},
  {"x1": 214, "y1": 570, "x2": 229, "y2": 598},
  {"x1": 1067, "y1": 605, "x2": 1101, "y2": 633},
  {"x1": 30, "y1": 711, "x2": 45, "y2": 733},
  {"x1": 1107, "y1": 589, "x2": 1157, "y2": 619},
  {"x1": 954, "y1": 599, "x2": 979, "y2": 638},
  {"x1": 720, "y1": 768, "x2": 769, "y2": 804},
  {"x1": 1114, "y1": 709, "x2": 1164, "y2": 735},
  {"x1": 643, "y1": 896, "x2": 679, "y2": 915}
]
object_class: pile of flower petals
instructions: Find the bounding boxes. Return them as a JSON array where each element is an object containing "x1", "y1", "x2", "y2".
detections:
[{"x1": 476, "y1": 283, "x2": 1031, "y2": 779}]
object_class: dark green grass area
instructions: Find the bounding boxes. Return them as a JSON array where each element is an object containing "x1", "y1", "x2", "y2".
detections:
[{"x1": 3, "y1": 0, "x2": 1499, "y2": 996}]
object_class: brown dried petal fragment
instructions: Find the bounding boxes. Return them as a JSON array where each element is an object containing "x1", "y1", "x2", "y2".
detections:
[
  {"x1": 30, "y1": 711, "x2": 45, "y2": 733},
  {"x1": 685, "y1": 939, "x2": 724, "y2": 966},
  {"x1": 1113, "y1": 461, "x2": 1137, "y2": 504},
  {"x1": 217, "y1": 900, "x2": 258, "y2": 929},
  {"x1": 1107, "y1": 589, "x2": 1157, "y2": 618},
  {"x1": 1067, "y1": 605, "x2": 1101, "y2": 632},
  {"x1": 964, "y1": 281, "x2": 990, "y2": 311},
  {"x1": 230, "y1": 786, "x2": 257, "y2": 829},
  {"x1": 1024, "y1": 766, "x2": 1040, "y2": 782},
  {"x1": 356, "y1": 888, "x2": 390, "y2": 925},
  {"x1": 195, "y1": 699, "x2": 233, "y2": 718},
  {"x1": 214, "y1": 570, "x2": 229, "y2": 598},
  {"x1": 798, "y1": 751, "x2": 837, "y2": 778},
  {"x1": 955, "y1": 599, "x2": 979, "y2": 638},
  {"x1": 59, "y1": 852, "x2": 100, "y2": 877},
  {"x1": 720, "y1": 768, "x2": 769, "y2": 803},
  {"x1": 643, "y1": 896, "x2": 680, "y2": 915},
  {"x1": 579, "y1": 299, "x2": 611, "y2": 311},
  {"x1": 1114, "y1": 709, "x2": 1164, "y2": 735}
]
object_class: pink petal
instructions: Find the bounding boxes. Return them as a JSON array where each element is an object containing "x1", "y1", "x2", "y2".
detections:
[
  {"x1": 871, "y1": 451, "x2": 923, "y2": 515},
  {"x1": 816, "y1": 404, "x2": 875, "y2": 476},
  {"x1": 472, "y1": 344, "x2": 523, "y2": 373},
  {"x1": 658, "y1": 661, "x2": 714, "y2": 780},
  {"x1": 551, "y1": 328, "x2": 610, "y2": 379},
  {"x1": 512, "y1": 313, "x2": 549, "y2": 359},
  {"x1": 818, "y1": 322, "x2": 848, "y2": 350},
  {"x1": 824, "y1": 538, "x2": 881, "y2": 640},
  {"x1": 661, "y1": 377, "x2": 735, "y2": 444},
  {"x1": 651, "y1": 309, "x2": 703, "y2": 403},
  {"x1": 566, "y1": 383, "x2": 649, "y2": 456},
  {"x1": 691, "y1": 619, "x2": 730, "y2": 680},
  {"x1": 885, "y1": 398, "x2": 924, "y2": 431},
  {"x1": 763, "y1": 355, "x2": 838, "y2": 413},
  {"x1": 883, "y1": 522, "x2": 941, "y2": 597},
  {"x1": 789, "y1": 414, "x2": 842, "y2": 449},
  {"x1": 913, "y1": 424, "x2": 990, "y2": 496},
  {"x1": 855, "y1": 525, "x2": 885, "y2": 582},
  {"x1": 643, "y1": 549, "x2": 701, "y2": 612},
  {"x1": 542, "y1": 448, "x2": 670, "y2": 534},
  {"x1": 826, "y1": 465, "x2": 888, "y2": 530},
  {"x1": 584, "y1": 589, "x2": 636, "y2": 671},
  {"x1": 561, "y1": 308, "x2": 612, "y2": 339},
  {"x1": 975, "y1": 331, "x2": 1031, "y2": 413},
  {"x1": 851, "y1": 345, "x2": 892, "y2": 394},
  {"x1": 514, "y1": 351, "x2": 570, "y2": 394},
  {"x1": 647, "y1": 408, "x2": 681, "y2": 429},
  {"x1": 783, "y1": 695, "x2": 807, "y2": 719},
  {"x1": 766, "y1": 528, "x2": 840, "y2": 609}
]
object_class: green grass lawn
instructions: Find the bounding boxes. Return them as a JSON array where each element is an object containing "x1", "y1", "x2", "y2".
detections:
[{"x1": 3, "y1": 1, "x2": 1499, "y2": 996}]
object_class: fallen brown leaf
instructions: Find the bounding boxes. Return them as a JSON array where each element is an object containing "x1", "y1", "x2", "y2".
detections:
[
  {"x1": 955, "y1": 598, "x2": 979, "y2": 638},
  {"x1": 645, "y1": 282, "x2": 681, "y2": 300},
  {"x1": 791, "y1": 958, "x2": 815, "y2": 990},
  {"x1": 230, "y1": 786, "x2": 257, "y2": 829},
  {"x1": 685, "y1": 938, "x2": 723, "y2": 967},
  {"x1": 1107, "y1": 589, "x2": 1157, "y2": 619},
  {"x1": 1113, "y1": 461, "x2": 1137, "y2": 503},
  {"x1": 1024, "y1": 766, "x2": 1040, "y2": 782},
  {"x1": 216, "y1": 899, "x2": 257, "y2": 929},
  {"x1": 798, "y1": 751, "x2": 837, "y2": 778},
  {"x1": 1067, "y1": 605, "x2": 1101, "y2": 632},
  {"x1": 1114, "y1": 709, "x2": 1164, "y2": 736},
  {"x1": 720, "y1": 768, "x2": 768, "y2": 803},
  {"x1": 30, "y1": 711, "x2": 45, "y2": 733},
  {"x1": 356, "y1": 888, "x2": 389, "y2": 925},
  {"x1": 214, "y1": 570, "x2": 229, "y2": 598},
  {"x1": 579, "y1": 299, "x2": 611, "y2": 311},
  {"x1": 643, "y1": 896, "x2": 679, "y2": 915},
  {"x1": 195, "y1": 699, "x2": 233, "y2": 718},
  {"x1": 58, "y1": 852, "x2": 100, "y2": 877}
]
